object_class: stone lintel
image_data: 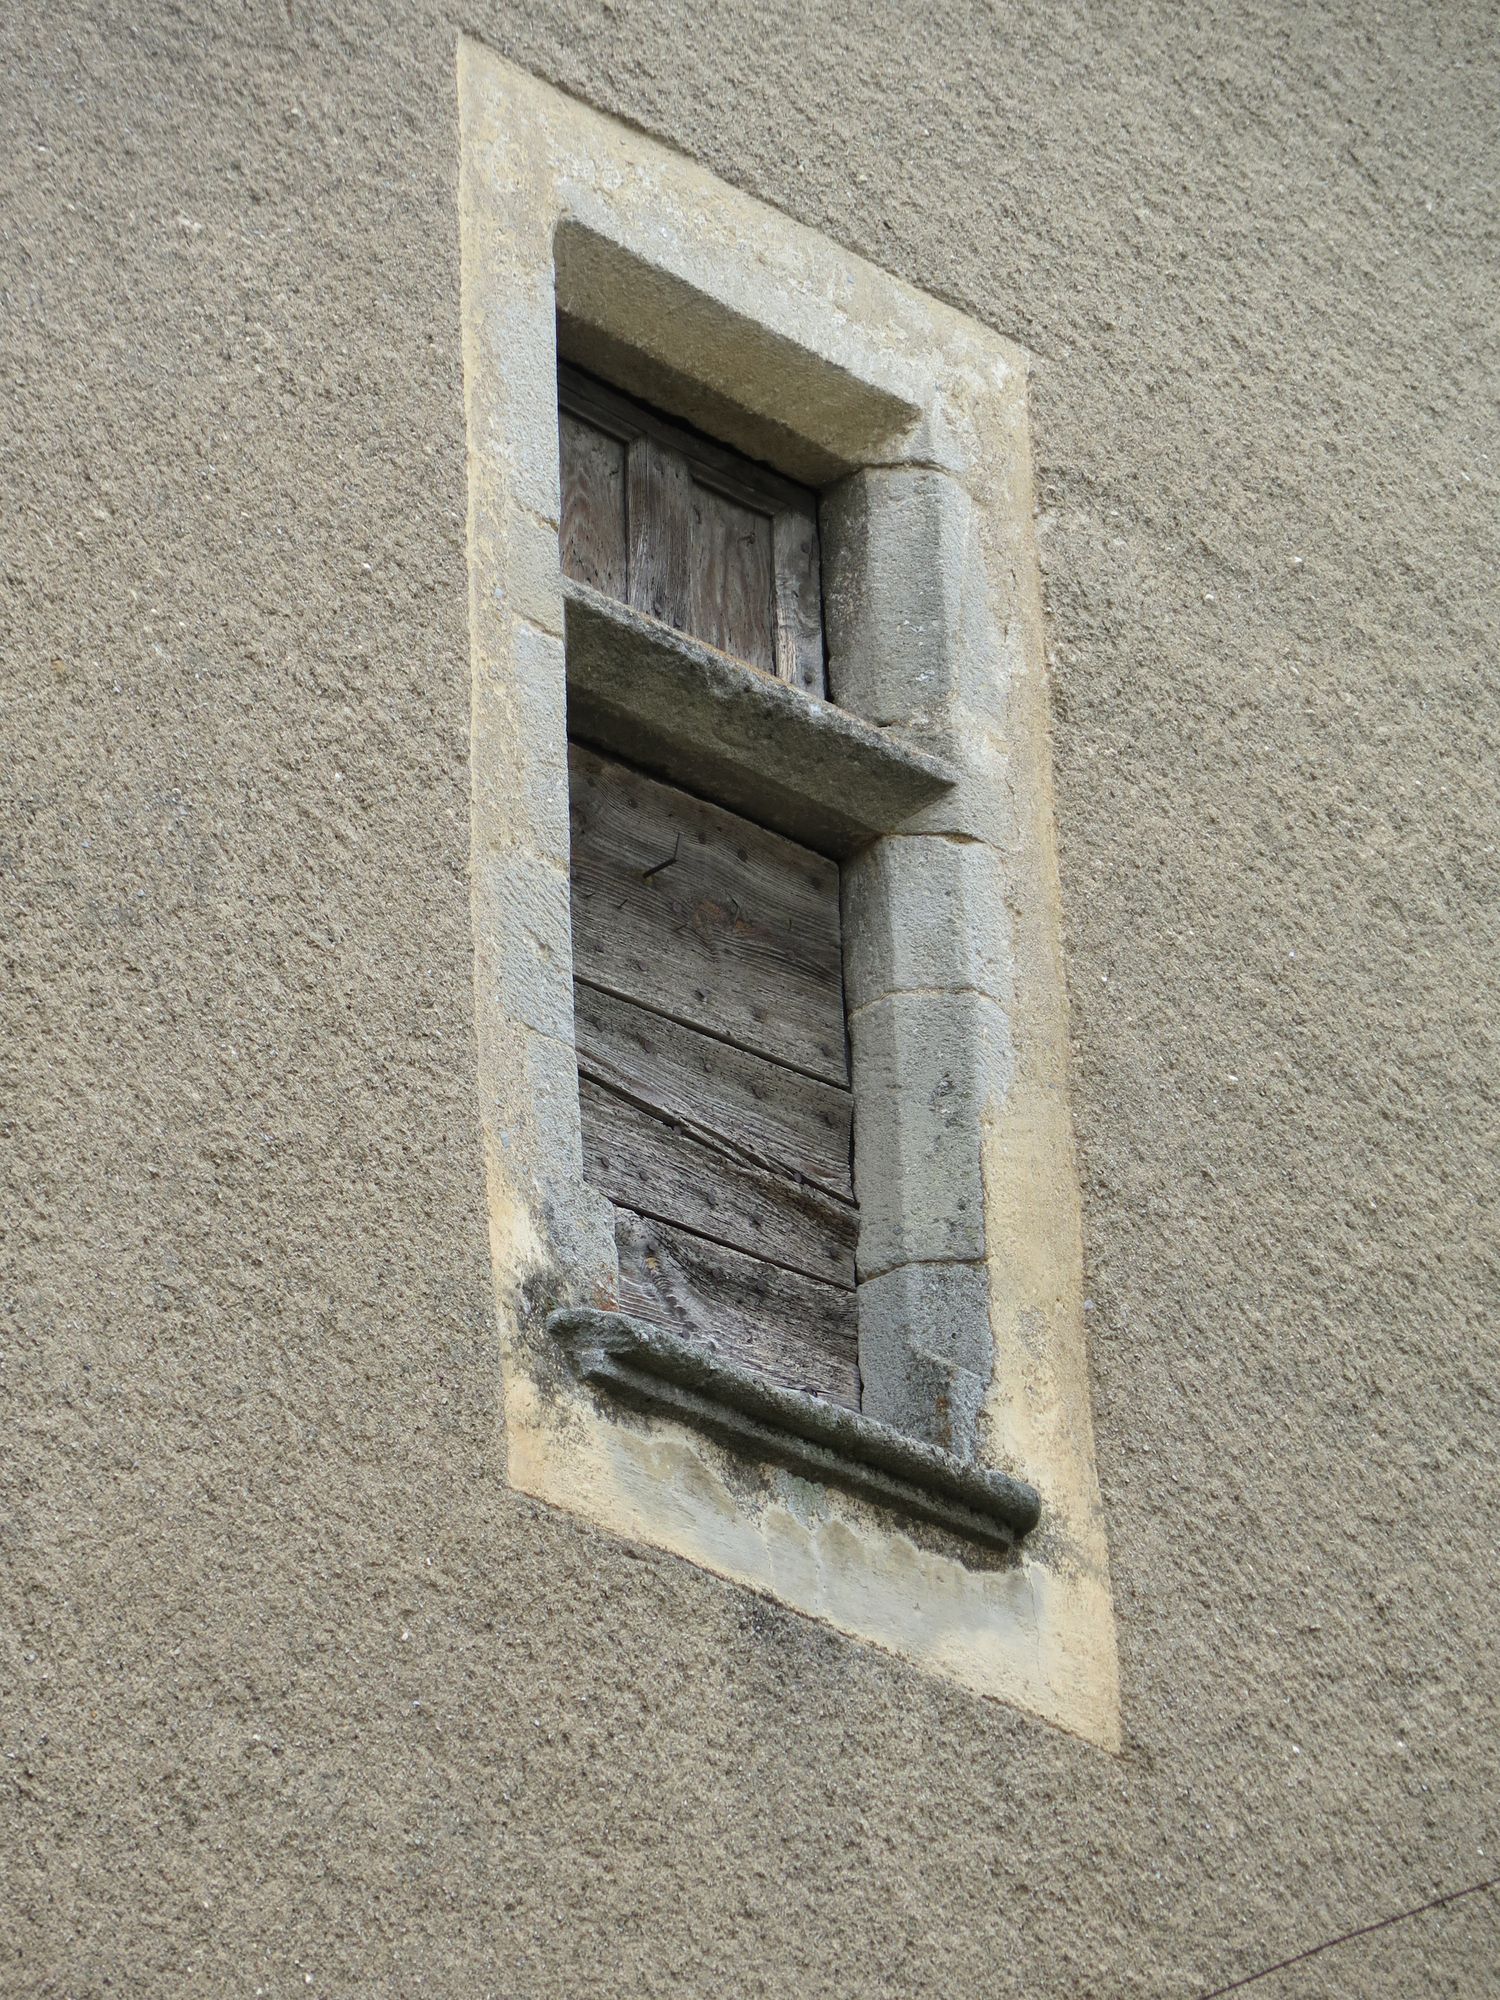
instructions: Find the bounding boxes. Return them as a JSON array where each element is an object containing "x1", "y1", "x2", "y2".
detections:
[{"x1": 563, "y1": 581, "x2": 955, "y2": 856}]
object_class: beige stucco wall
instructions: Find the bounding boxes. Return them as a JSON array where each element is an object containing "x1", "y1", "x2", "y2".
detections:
[{"x1": 3, "y1": 3, "x2": 1496, "y2": 1996}]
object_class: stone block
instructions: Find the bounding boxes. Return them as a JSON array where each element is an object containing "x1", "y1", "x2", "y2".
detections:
[
  {"x1": 486, "y1": 499, "x2": 565, "y2": 638},
  {"x1": 821, "y1": 468, "x2": 959, "y2": 724},
  {"x1": 471, "y1": 618, "x2": 571, "y2": 868},
  {"x1": 843, "y1": 833, "x2": 1015, "y2": 1012},
  {"x1": 879, "y1": 705, "x2": 1021, "y2": 847},
  {"x1": 849, "y1": 991, "x2": 1014, "y2": 1275},
  {"x1": 822, "y1": 467, "x2": 977, "y2": 725},
  {"x1": 857, "y1": 1261, "x2": 994, "y2": 1459},
  {"x1": 483, "y1": 1015, "x2": 617, "y2": 1302},
  {"x1": 474, "y1": 845, "x2": 575, "y2": 1041},
  {"x1": 561, "y1": 583, "x2": 953, "y2": 856},
  {"x1": 468, "y1": 262, "x2": 563, "y2": 524}
]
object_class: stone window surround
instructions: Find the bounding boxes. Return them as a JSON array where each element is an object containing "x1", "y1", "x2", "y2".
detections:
[{"x1": 458, "y1": 40, "x2": 1120, "y2": 1745}]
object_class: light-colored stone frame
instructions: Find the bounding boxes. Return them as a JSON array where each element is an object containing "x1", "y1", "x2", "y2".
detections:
[{"x1": 457, "y1": 39, "x2": 1120, "y2": 1747}]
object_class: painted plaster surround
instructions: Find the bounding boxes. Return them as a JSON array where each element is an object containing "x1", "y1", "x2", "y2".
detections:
[{"x1": 457, "y1": 38, "x2": 1120, "y2": 1745}]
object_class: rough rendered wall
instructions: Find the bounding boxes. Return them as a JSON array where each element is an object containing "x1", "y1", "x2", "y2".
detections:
[{"x1": 3, "y1": 3, "x2": 1495, "y2": 1995}]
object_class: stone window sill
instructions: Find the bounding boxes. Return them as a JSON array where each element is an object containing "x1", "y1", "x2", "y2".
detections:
[{"x1": 548, "y1": 1308, "x2": 1042, "y2": 1553}]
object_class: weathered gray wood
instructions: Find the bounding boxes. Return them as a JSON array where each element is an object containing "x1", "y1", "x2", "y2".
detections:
[
  {"x1": 558, "y1": 410, "x2": 628, "y2": 598},
  {"x1": 556, "y1": 368, "x2": 857, "y2": 1404},
  {"x1": 568, "y1": 743, "x2": 849, "y2": 1084},
  {"x1": 773, "y1": 509, "x2": 825, "y2": 694},
  {"x1": 560, "y1": 362, "x2": 814, "y2": 518},
  {"x1": 558, "y1": 362, "x2": 825, "y2": 694},
  {"x1": 573, "y1": 982, "x2": 854, "y2": 1199},
  {"x1": 627, "y1": 436, "x2": 694, "y2": 631},
  {"x1": 563, "y1": 582, "x2": 956, "y2": 859},
  {"x1": 689, "y1": 480, "x2": 775, "y2": 673},
  {"x1": 580, "y1": 1076, "x2": 856, "y2": 1287},
  {"x1": 615, "y1": 1210, "x2": 860, "y2": 1408}
]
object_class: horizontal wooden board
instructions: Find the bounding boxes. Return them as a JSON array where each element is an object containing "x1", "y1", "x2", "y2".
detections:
[
  {"x1": 568, "y1": 743, "x2": 848, "y2": 1085},
  {"x1": 580, "y1": 1076, "x2": 856, "y2": 1288},
  {"x1": 615, "y1": 1210, "x2": 860, "y2": 1409},
  {"x1": 573, "y1": 982, "x2": 853, "y2": 1199}
]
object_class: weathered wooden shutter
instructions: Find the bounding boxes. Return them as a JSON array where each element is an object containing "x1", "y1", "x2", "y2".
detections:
[
  {"x1": 558, "y1": 364, "x2": 825, "y2": 695},
  {"x1": 569, "y1": 744, "x2": 859, "y2": 1406},
  {"x1": 560, "y1": 371, "x2": 858, "y2": 1408}
]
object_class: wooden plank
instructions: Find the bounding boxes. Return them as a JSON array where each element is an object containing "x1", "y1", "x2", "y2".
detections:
[
  {"x1": 689, "y1": 480, "x2": 775, "y2": 672},
  {"x1": 558, "y1": 410, "x2": 627, "y2": 599},
  {"x1": 580, "y1": 1077, "x2": 856, "y2": 1288},
  {"x1": 627, "y1": 436, "x2": 693, "y2": 630},
  {"x1": 559, "y1": 362, "x2": 825, "y2": 693},
  {"x1": 560, "y1": 361, "x2": 815, "y2": 519},
  {"x1": 615, "y1": 1210, "x2": 860, "y2": 1408},
  {"x1": 773, "y1": 509, "x2": 826, "y2": 695},
  {"x1": 568, "y1": 743, "x2": 848, "y2": 1084},
  {"x1": 573, "y1": 982, "x2": 853, "y2": 1199}
]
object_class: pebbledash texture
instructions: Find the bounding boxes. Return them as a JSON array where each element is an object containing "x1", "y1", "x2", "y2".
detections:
[{"x1": 3, "y1": 4, "x2": 1497, "y2": 1998}]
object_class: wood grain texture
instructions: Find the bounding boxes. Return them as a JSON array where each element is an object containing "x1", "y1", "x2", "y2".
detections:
[
  {"x1": 557, "y1": 363, "x2": 825, "y2": 695},
  {"x1": 615, "y1": 1209, "x2": 860, "y2": 1407},
  {"x1": 580, "y1": 1076, "x2": 856, "y2": 1287},
  {"x1": 689, "y1": 480, "x2": 775, "y2": 672},
  {"x1": 559, "y1": 362, "x2": 812, "y2": 516},
  {"x1": 568, "y1": 743, "x2": 849, "y2": 1084},
  {"x1": 574, "y1": 982, "x2": 854, "y2": 1199},
  {"x1": 773, "y1": 509, "x2": 825, "y2": 694},
  {"x1": 627, "y1": 436, "x2": 694, "y2": 630},
  {"x1": 558, "y1": 411, "x2": 628, "y2": 598},
  {"x1": 557, "y1": 374, "x2": 847, "y2": 1398}
]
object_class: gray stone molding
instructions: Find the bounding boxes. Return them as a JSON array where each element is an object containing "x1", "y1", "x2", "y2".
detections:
[
  {"x1": 562, "y1": 582, "x2": 954, "y2": 858},
  {"x1": 548, "y1": 1310, "x2": 1041, "y2": 1552}
]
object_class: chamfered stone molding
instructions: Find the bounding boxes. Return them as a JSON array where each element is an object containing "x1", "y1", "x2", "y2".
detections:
[
  {"x1": 843, "y1": 832, "x2": 1016, "y2": 1012},
  {"x1": 848, "y1": 990, "x2": 1015, "y2": 1276},
  {"x1": 856, "y1": 1260, "x2": 996, "y2": 1459},
  {"x1": 547, "y1": 1308, "x2": 1040, "y2": 1551}
]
